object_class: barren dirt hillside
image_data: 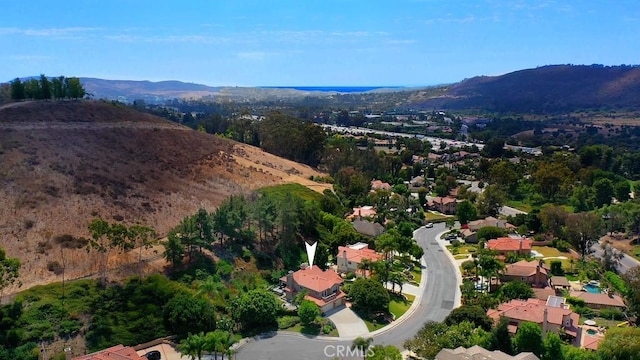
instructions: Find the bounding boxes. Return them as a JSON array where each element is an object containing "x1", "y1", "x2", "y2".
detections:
[{"x1": 0, "y1": 100, "x2": 330, "y2": 294}]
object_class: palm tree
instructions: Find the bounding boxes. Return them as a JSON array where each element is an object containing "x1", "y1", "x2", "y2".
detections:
[
  {"x1": 358, "y1": 258, "x2": 372, "y2": 278},
  {"x1": 204, "y1": 330, "x2": 236, "y2": 360},
  {"x1": 351, "y1": 336, "x2": 373, "y2": 359},
  {"x1": 389, "y1": 271, "x2": 405, "y2": 295},
  {"x1": 178, "y1": 332, "x2": 207, "y2": 360},
  {"x1": 198, "y1": 276, "x2": 220, "y2": 330}
]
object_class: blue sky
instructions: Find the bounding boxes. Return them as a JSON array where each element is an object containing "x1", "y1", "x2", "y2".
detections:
[{"x1": 2, "y1": 0, "x2": 639, "y2": 86}]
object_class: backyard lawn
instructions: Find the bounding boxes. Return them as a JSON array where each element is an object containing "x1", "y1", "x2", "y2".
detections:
[{"x1": 532, "y1": 246, "x2": 577, "y2": 272}]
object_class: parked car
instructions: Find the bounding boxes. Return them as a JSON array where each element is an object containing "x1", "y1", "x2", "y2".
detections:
[
  {"x1": 144, "y1": 351, "x2": 161, "y2": 360},
  {"x1": 444, "y1": 233, "x2": 457, "y2": 240},
  {"x1": 425, "y1": 222, "x2": 434, "y2": 228}
]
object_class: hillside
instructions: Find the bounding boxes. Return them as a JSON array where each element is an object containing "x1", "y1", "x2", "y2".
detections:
[
  {"x1": 0, "y1": 100, "x2": 330, "y2": 294},
  {"x1": 410, "y1": 65, "x2": 640, "y2": 113}
]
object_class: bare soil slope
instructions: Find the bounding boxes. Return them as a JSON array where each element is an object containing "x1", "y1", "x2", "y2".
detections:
[{"x1": 0, "y1": 100, "x2": 329, "y2": 294}]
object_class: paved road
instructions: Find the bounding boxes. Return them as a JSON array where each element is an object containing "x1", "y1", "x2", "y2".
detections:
[
  {"x1": 591, "y1": 241, "x2": 640, "y2": 274},
  {"x1": 500, "y1": 205, "x2": 527, "y2": 217},
  {"x1": 236, "y1": 223, "x2": 458, "y2": 360}
]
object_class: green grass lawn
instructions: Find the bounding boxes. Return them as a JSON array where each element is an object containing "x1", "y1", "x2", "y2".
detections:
[
  {"x1": 411, "y1": 267, "x2": 422, "y2": 284},
  {"x1": 454, "y1": 254, "x2": 470, "y2": 260},
  {"x1": 447, "y1": 244, "x2": 478, "y2": 255},
  {"x1": 258, "y1": 183, "x2": 324, "y2": 203},
  {"x1": 389, "y1": 293, "x2": 414, "y2": 320},
  {"x1": 425, "y1": 212, "x2": 453, "y2": 222},
  {"x1": 505, "y1": 200, "x2": 533, "y2": 213},
  {"x1": 532, "y1": 246, "x2": 577, "y2": 273},
  {"x1": 363, "y1": 317, "x2": 388, "y2": 332}
]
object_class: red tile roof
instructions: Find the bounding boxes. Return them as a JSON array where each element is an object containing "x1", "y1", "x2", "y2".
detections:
[
  {"x1": 292, "y1": 266, "x2": 343, "y2": 293},
  {"x1": 348, "y1": 206, "x2": 377, "y2": 219},
  {"x1": 487, "y1": 298, "x2": 579, "y2": 334},
  {"x1": 504, "y1": 260, "x2": 548, "y2": 277},
  {"x1": 338, "y1": 245, "x2": 384, "y2": 264},
  {"x1": 582, "y1": 334, "x2": 604, "y2": 351},
  {"x1": 429, "y1": 196, "x2": 457, "y2": 205},
  {"x1": 569, "y1": 291, "x2": 627, "y2": 308},
  {"x1": 487, "y1": 238, "x2": 533, "y2": 252},
  {"x1": 371, "y1": 180, "x2": 392, "y2": 190},
  {"x1": 73, "y1": 345, "x2": 145, "y2": 360}
]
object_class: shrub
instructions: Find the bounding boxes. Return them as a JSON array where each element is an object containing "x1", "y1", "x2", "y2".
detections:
[
  {"x1": 555, "y1": 240, "x2": 571, "y2": 252},
  {"x1": 46, "y1": 261, "x2": 64, "y2": 275},
  {"x1": 550, "y1": 261, "x2": 564, "y2": 276},
  {"x1": 277, "y1": 316, "x2": 300, "y2": 329},
  {"x1": 599, "y1": 308, "x2": 625, "y2": 321},
  {"x1": 566, "y1": 296, "x2": 586, "y2": 308}
]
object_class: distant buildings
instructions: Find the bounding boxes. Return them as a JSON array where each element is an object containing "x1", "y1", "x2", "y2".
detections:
[
  {"x1": 348, "y1": 205, "x2": 377, "y2": 220},
  {"x1": 337, "y1": 242, "x2": 384, "y2": 276}
]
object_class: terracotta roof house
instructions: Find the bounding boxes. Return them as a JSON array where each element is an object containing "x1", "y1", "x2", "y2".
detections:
[
  {"x1": 352, "y1": 219, "x2": 385, "y2": 237},
  {"x1": 337, "y1": 243, "x2": 384, "y2": 276},
  {"x1": 436, "y1": 346, "x2": 539, "y2": 360},
  {"x1": 487, "y1": 298, "x2": 580, "y2": 340},
  {"x1": 371, "y1": 180, "x2": 392, "y2": 191},
  {"x1": 427, "y1": 196, "x2": 458, "y2": 214},
  {"x1": 281, "y1": 264, "x2": 345, "y2": 313},
  {"x1": 502, "y1": 260, "x2": 549, "y2": 287},
  {"x1": 74, "y1": 345, "x2": 145, "y2": 360},
  {"x1": 347, "y1": 206, "x2": 377, "y2": 220},
  {"x1": 569, "y1": 291, "x2": 627, "y2": 310},
  {"x1": 487, "y1": 237, "x2": 533, "y2": 256}
]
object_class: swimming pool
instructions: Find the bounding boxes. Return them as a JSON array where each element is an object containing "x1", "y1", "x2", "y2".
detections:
[
  {"x1": 586, "y1": 329, "x2": 597, "y2": 335},
  {"x1": 583, "y1": 284, "x2": 601, "y2": 293}
]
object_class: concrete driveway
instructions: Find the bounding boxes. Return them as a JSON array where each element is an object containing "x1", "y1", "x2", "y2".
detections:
[{"x1": 326, "y1": 306, "x2": 369, "y2": 338}]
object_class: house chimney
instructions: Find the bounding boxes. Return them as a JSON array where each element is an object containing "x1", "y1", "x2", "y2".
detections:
[
  {"x1": 542, "y1": 307, "x2": 548, "y2": 337},
  {"x1": 287, "y1": 270, "x2": 294, "y2": 291}
]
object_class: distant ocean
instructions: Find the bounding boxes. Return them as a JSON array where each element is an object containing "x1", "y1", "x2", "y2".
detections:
[{"x1": 260, "y1": 86, "x2": 403, "y2": 93}]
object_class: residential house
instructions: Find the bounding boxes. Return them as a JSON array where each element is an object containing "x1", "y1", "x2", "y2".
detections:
[
  {"x1": 550, "y1": 276, "x2": 572, "y2": 292},
  {"x1": 347, "y1": 206, "x2": 377, "y2": 220},
  {"x1": 73, "y1": 345, "x2": 145, "y2": 360},
  {"x1": 371, "y1": 180, "x2": 392, "y2": 191},
  {"x1": 487, "y1": 297, "x2": 580, "y2": 340},
  {"x1": 352, "y1": 219, "x2": 385, "y2": 237},
  {"x1": 487, "y1": 237, "x2": 533, "y2": 256},
  {"x1": 436, "y1": 346, "x2": 539, "y2": 360},
  {"x1": 281, "y1": 264, "x2": 345, "y2": 313},
  {"x1": 409, "y1": 175, "x2": 426, "y2": 187},
  {"x1": 337, "y1": 243, "x2": 384, "y2": 276},
  {"x1": 569, "y1": 291, "x2": 627, "y2": 310},
  {"x1": 460, "y1": 228, "x2": 478, "y2": 243},
  {"x1": 468, "y1": 217, "x2": 516, "y2": 232},
  {"x1": 501, "y1": 260, "x2": 549, "y2": 287},
  {"x1": 427, "y1": 196, "x2": 458, "y2": 214}
]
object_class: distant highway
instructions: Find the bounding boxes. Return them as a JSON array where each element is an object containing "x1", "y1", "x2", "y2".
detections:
[{"x1": 320, "y1": 124, "x2": 484, "y2": 150}]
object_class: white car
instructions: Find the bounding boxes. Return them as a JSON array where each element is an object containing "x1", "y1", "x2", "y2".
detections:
[{"x1": 425, "y1": 222, "x2": 434, "y2": 228}]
